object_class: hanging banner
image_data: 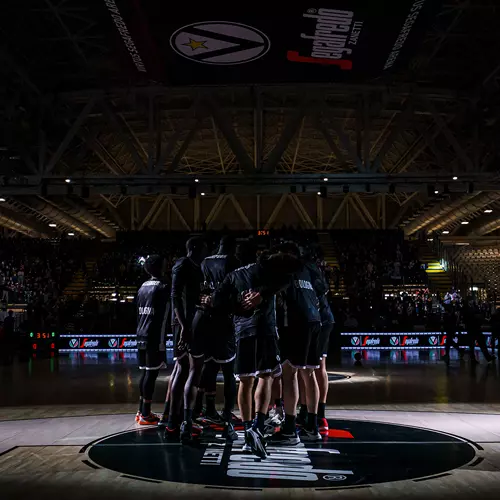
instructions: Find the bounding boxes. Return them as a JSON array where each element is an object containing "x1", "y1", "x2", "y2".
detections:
[{"x1": 104, "y1": 0, "x2": 441, "y2": 85}]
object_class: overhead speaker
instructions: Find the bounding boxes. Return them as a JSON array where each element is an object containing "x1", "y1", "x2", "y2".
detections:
[
  {"x1": 81, "y1": 186, "x2": 90, "y2": 199},
  {"x1": 120, "y1": 185, "x2": 127, "y2": 195},
  {"x1": 219, "y1": 185, "x2": 226, "y2": 194},
  {"x1": 365, "y1": 183, "x2": 371, "y2": 193},
  {"x1": 342, "y1": 184, "x2": 349, "y2": 194},
  {"x1": 41, "y1": 180, "x2": 48, "y2": 197},
  {"x1": 427, "y1": 184, "x2": 435, "y2": 197},
  {"x1": 319, "y1": 186, "x2": 327, "y2": 199},
  {"x1": 290, "y1": 185, "x2": 297, "y2": 194},
  {"x1": 389, "y1": 184, "x2": 395, "y2": 194},
  {"x1": 170, "y1": 185, "x2": 177, "y2": 195},
  {"x1": 302, "y1": 185, "x2": 306, "y2": 193},
  {"x1": 66, "y1": 184, "x2": 74, "y2": 195},
  {"x1": 188, "y1": 186, "x2": 197, "y2": 199},
  {"x1": 467, "y1": 182, "x2": 474, "y2": 194}
]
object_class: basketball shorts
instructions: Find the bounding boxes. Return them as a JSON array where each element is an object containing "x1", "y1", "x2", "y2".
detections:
[
  {"x1": 280, "y1": 321, "x2": 321, "y2": 369},
  {"x1": 318, "y1": 322, "x2": 334, "y2": 359},
  {"x1": 203, "y1": 314, "x2": 236, "y2": 364},
  {"x1": 138, "y1": 341, "x2": 167, "y2": 371},
  {"x1": 235, "y1": 334, "x2": 281, "y2": 378}
]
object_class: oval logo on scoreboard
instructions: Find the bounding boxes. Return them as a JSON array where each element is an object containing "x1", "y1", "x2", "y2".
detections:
[{"x1": 170, "y1": 21, "x2": 270, "y2": 65}]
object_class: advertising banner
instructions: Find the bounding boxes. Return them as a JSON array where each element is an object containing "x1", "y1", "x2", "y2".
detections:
[
  {"x1": 342, "y1": 332, "x2": 493, "y2": 350},
  {"x1": 59, "y1": 334, "x2": 174, "y2": 353},
  {"x1": 104, "y1": 0, "x2": 441, "y2": 84}
]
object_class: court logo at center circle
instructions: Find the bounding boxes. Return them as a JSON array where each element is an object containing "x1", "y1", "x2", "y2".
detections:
[{"x1": 170, "y1": 21, "x2": 270, "y2": 65}]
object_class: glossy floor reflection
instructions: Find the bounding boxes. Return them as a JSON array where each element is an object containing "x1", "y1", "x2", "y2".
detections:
[
  {"x1": 1, "y1": 350, "x2": 500, "y2": 407},
  {"x1": 1, "y1": 351, "x2": 500, "y2": 498}
]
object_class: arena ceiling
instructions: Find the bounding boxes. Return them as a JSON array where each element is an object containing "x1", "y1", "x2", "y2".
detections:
[{"x1": 1, "y1": 1, "x2": 500, "y2": 238}]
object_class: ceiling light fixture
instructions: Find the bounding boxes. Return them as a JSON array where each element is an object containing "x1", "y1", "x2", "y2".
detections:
[
  {"x1": 461, "y1": 221, "x2": 469, "y2": 225},
  {"x1": 0, "y1": 198, "x2": 5, "y2": 202},
  {"x1": 49, "y1": 223, "x2": 57, "y2": 228},
  {"x1": 65, "y1": 178, "x2": 71, "y2": 183},
  {"x1": 452, "y1": 176, "x2": 458, "y2": 181},
  {"x1": 194, "y1": 178, "x2": 199, "y2": 183},
  {"x1": 484, "y1": 209, "x2": 493, "y2": 213},
  {"x1": 323, "y1": 177, "x2": 328, "y2": 182},
  {"x1": 442, "y1": 230, "x2": 450, "y2": 234},
  {"x1": 68, "y1": 232, "x2": 75, "y2": 236}
]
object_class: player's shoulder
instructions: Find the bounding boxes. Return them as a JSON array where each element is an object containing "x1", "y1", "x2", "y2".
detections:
[{"x1": 172, "y1": 256, "x2": 188, "y2": 270}]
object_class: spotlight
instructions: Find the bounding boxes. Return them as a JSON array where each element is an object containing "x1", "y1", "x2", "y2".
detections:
[
  {"x1": 194, "y1": 178, "x2": 199, "y2": 183},
  {"x1": 0, "y1": 197, "x2": 5, "y2": 202},
  {"x1": 323, "y1": 177, "x2": 328, "y2": 182},
  {"x1": 453, "y1": 176, "x2": 458, "y2": 181},
  {"x1": 389, "y1": 184, "x2": 395, "y2": 194},
  {"x1": 342, "y1": 184, "x2": 349, "y2": 194},
  {"x1": 49, "y1": 223, "x2": 57, "y2": 228},
  {"x1": 200, "y1": 192, "x2": 206, "y2": 196},
  {"x1": 434, "y1": 190, "x2": 439, "y2": 195},
  {"x1": 68, "y1": 232, "x2": 75, "y2": 236},
  {"x1": 467, "y1": 182, "x2": 474, "y2": 194},
  {"x1": 320, "y1": 186, "x2": 327, "y2": 198},
  {"x1": 442, "y1": 230, "x2": 450, "y2": 234},
  {"x1": 65, "y1": 178, "x2": 71, "y2": 184},
  {"x1": 484, "y1": 209, "x2": 493, "y2": 213},
  {"x1": 317, "y1": 191, "x2": 321, "y2": 196},
  {"x1": 461, "y1": 221, "x2": 469, "y2": 225}
]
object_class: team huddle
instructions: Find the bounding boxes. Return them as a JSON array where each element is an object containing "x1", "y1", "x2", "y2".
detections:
[{"x1": 135, "y1": 235, "x2": 334, "y2": 459}]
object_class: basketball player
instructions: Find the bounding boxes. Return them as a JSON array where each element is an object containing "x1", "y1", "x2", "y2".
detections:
[
  {"x1": 135, "y1": 255, "x2": 170, "y2": 425},
  {"x1": 195, "y1": 235, "x2": 240, "y2": 440},
  {"x1": 166, "y1": 237, "x2": 208, "y2": 441},
  {"x1": 311, "y1": 259, "x2": 334, "y2": 436},
  {"x1": 268, "y1": 243, "x2": 325, "y2": 445},
  {"x1": 210, "y1": 250, "x2": 301, "y2": 459}
]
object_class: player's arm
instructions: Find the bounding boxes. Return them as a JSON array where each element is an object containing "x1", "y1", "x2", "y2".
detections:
[{"x1": 171, "y1": 261, "x2": 188, "y2": 331}]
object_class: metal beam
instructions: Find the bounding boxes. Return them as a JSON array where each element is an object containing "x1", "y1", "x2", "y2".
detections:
[
  {"x1": 327, "y1": 195, "x2": 349, "y2": 229},
  {"x1": 253, "y1": 89, "x2": 263, "y2": 170},
  {"x1": 351, "y1": 194, "x2": 378, "y2": 228},
  {"x1": 205, "y1": 194, "x2": 228, "y2": 229},
  {"x1": 148, "y1": 197, "x2": 169, "y2": 229},
  {"x1": 317, "y1": 196, "x2": 323, "y2": 230},
  {"x1": 101, "y1": 100, "x2": 147, "y2": 173},
  {"x1": 263, "y1": 107, "x2": 305, "y2": 173},
  {"x1": 207, "y1": 98, "x2": 254, "y2": 174},
  {"x1": 168, "y1": 197, "x2": 191, "y2": 231},
  {"x1": 264, "y1": 194, "x2": 287, "y2": 230},
  {"x1": 373, "y1": 98, "x2": 415, "y2": 172},
  {"x1": 45, "y1": 98, "x2": 95, "y2": 174},
  {"x1": 348, "y1": 196, "x2": 371, "y2": 228},
  {"x1": 228, "y1": 194, "x2": 253, "y2": 230},
  {"x1": 138, "y1": 195, "x2": 165, "y2": 231},
  {"x1": 147, "y1": 93, "x2": 155, "y2": 173},
  {"x1": 169, "y1": 118, "x2": 202, "y2": 172},
  {"x1": 314, "y1": 117, "x2": 350, "y2": 169},
  {"x1": 289, "y1": 194, "x2": 315, "y2": 229},
  {"x1": 424, "y1": 98, "x2": 474, "y2": 172},
  {"x1": 99, "y1": 194, "x2": 126, "y2": 229}
]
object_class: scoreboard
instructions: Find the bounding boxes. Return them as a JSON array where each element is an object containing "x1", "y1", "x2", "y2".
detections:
[
  {"x1": 341, "y1": 331, "x2": 495, "y2": 350},
  {"x1": 29, "y1": 331, "x2": 58, "y2": 353}
]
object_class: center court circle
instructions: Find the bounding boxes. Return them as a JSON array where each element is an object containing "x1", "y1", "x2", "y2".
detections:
[{"x1": 87, "y1": 419, "x2": 476, "y2": 489}]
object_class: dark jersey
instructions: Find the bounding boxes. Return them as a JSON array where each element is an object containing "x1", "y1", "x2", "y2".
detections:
[
  {"x1": 307, "y1": 263, "x2": 334, "y2": 325},
  {"x1": 201, "y1": 254, "x2": 240, "y2": 291},
  {"x1": 284, "y1": 265, "x2": 322, "y2": 326},
  {"x1": 212, "y1": 262, "x2": 290, "y2": 340},
  {"x1": 171, "y1": 257, "x2": 203, "y2": 328},
  {"x1": 136, "y1": 278, "x2": 170, "y2": 347}
]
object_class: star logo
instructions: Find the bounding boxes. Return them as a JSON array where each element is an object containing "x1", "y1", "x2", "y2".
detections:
[{"x1": 183, "y1": 38, "x2": 208, "y2": 51}]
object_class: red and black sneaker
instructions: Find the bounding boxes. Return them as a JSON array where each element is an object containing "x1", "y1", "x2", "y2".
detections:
[
  {"x1": 319, "y1": 417, "x2": 329, "y2": 436},
  {"x1": 139, "y1": 413, "x2": 160, "y2": 426},
  {"x1": 135, "y1": 411, "x2": 141, "y2": 423},
  {"x1": 164, "y1": 426, "x2": 180, "y2": 441}
]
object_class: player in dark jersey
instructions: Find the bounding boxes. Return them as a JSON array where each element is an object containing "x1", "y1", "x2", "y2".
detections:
[
  {"x1": 194, "y1": 235, "x2": 240, "y2": 439},
  {"x1": 210, "y1": 250, "x2": 301, "y2": 459},
  {"x1": 166, "y1": 237, "x2": 207, "y2": 441},
  {"x1": 311, "y1": 257, "x2": 334, "y2": 436},
  {"x1": 268, "y1": 243, "x2": 326, "y2": 445},
  {"x1": 135, "y1": 255, "x2": 170, "y2": 425}
]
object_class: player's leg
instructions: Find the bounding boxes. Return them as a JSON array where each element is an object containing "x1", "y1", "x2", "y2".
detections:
[
  {"x1": 267, "y1": 361, "x2": 300, "y2": 445},
  {"x1": 181, "y1": 352, "x2": 205, "y2": 442},
  {"x1": 315, "y1": 322, "x2": 332, "y2": 435},
  {"x1": 297, "y1": 371, "x2": 308, "y2": 427},
  {"x1": 139, "y1": 368, "x2": 160, "y2": 424},
  {"x1": 136, "y1": 365, "x2": 146, "y2": 422},
  {"x1": 166, "y1": 354, "x2": 189, "y2": 436},
  {"x1": 198, "y1": 360, "x2": 222, "y2": 424},
  {"x1": 220, "y1": 359, "x2": 238, "y2": 440},
  {"x1": 159, "y1": 362, "x2": 177, "y2": 427}
]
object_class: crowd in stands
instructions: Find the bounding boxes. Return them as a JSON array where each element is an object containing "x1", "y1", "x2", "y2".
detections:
[{"x1": 1, "y1": 230, "x2": 498, "y2": 353}]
